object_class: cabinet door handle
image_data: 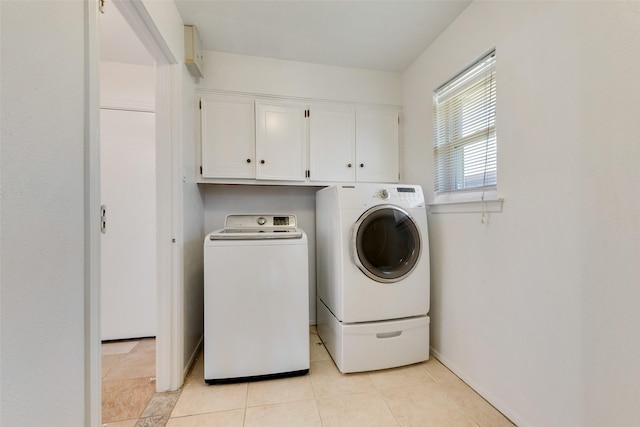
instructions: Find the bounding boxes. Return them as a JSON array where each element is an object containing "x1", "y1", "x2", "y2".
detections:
[
  {"x1": 260, "y1": 160, "x2": 265, "y2": 164},
  {"x1": 347, "y1": 163, "x2": 352, "y2": 168},
  {"x1": 246, "y1": 158, "x2": 252, "y2": 163},
  {"x1": 360, "y1": 163, "x2": 364, "y2": 168}
]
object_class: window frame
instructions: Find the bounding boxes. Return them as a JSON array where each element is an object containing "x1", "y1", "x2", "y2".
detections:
[{"x1": 433, "y1": 50, "x2": 498, "y2": 205}]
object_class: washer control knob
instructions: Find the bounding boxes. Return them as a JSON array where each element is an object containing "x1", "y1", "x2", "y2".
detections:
[
  {"x1": 257, "y1": 217, "x2": 267, "y2": 225},
  {"x1": 380, "y1": 189, "x2": 390, "y2": 200}
]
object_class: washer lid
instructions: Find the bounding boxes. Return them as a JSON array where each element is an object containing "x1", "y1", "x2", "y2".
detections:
[
  {"x1": 351, "y1": 205, "x2": 421, "y2": 283},
  {"x1": 209, "y1": 229, "x2": 303, "y2": 240},
  {"x1": 209, "y1": 214, "x2": 302, "y2": 240}
]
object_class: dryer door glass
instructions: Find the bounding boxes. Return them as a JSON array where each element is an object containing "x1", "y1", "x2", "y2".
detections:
[{"x1": 352, "y1": 205, "x2": 421, "y2": 283}]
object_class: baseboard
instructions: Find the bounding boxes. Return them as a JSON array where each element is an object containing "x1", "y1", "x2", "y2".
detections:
[
  {"x1": 183, "y1": 335, "x2": 204, "y2": 383},
  {"x1": 429, "y1": 346, "x2": 525, "y2": 427}
]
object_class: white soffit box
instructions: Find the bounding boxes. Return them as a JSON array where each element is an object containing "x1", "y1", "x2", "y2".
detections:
[{"x1": 184, "y1": 25, "x2": 204, "y2": 78}]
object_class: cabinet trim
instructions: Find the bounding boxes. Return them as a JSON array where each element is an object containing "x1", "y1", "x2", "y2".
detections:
[{"x1": 196, "y1": 88, "x2": 402, "y2": 110}]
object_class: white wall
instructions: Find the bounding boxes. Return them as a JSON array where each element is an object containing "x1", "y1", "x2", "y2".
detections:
[
  {"x1": 200, "y1": 51, "x2": 402, "y2": 106},
  {"x1": 402, "y1": 2, "x2": 640, "y2": 426},
  {"x1": 197, "y1": 52, "x2": 403, "y2": 323},
  {"x1": 181, "y1": 66, "x2": 205, "y2": 371},
  {"x1": 101, "y1": 61, "x2": 156, "y2": 109},
  {"x1": 1, "y1": 2, "x2": 202, "y2": 422},
  {"x1": 1, "y1": 1, "x2": 88, "y2": 425}
]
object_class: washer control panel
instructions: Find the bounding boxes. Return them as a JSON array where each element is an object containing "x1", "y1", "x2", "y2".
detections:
[{"x1": 225, "y1": 214, "x2": 296, "y2": 230}]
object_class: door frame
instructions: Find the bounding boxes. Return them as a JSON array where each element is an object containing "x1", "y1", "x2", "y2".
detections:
[{"x1": 86, "y1": 0, "x2": 183, "y2": 423}]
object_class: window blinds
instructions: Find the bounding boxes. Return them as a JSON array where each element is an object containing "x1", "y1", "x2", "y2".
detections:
[{"x1": 433, "y1": 50, "x2": 496, "y2": 194}]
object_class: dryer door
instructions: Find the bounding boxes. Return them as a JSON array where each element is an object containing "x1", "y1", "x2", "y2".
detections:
[{"x1": 351, "y1": 205, "x2": 421, "y2": 283}]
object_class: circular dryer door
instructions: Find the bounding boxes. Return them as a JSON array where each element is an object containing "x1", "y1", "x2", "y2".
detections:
[{"x1": 351, "y1": 205, "x2": 421, "y2": 283}]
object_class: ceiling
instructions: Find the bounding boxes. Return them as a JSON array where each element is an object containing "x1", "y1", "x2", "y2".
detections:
[{"x1": 101, "y1": 0, "x2": 471, "y2": 73}]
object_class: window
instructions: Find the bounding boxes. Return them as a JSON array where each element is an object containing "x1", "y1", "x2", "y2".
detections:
[{"x1": 433, "y1": 50, "x2": 496, "y2": 197}]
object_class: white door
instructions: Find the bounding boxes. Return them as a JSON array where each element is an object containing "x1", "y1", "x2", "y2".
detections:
[{"x1": 100, "y1": 108, "x2": 157, "y2": 340}]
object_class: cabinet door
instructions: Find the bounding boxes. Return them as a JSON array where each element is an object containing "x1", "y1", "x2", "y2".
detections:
[
  {"x1": 309, "y1": 106, "x2": 356, "y2": 182},
  {"x1": 201, "y1": 96, "x2": 255, "y2": 178},
  {"x1": 356, "y1": 108, "x2": 399, "y2": 183},
  {"x1": 255, "y1": 102, "x2": 307, "y2": 181}
]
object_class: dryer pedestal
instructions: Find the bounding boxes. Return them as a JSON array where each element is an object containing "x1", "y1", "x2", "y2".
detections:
[{"x1": 317, "y1": 297, "x2": 429, "y2": 373}]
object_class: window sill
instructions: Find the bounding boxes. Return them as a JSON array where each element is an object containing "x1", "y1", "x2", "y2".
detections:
[{"x1": 427, "y1": 197, "x2": 504, "y2": 214}]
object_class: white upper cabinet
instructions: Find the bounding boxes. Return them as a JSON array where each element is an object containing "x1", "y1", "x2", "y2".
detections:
[
  {"x1": 255, "y1": 101, "x2": 308, "y2": 181},
  {"x1": 309, "y1": 105, "x2": 356, "y2": 182},
  {"x1": 355, "y1": 108, "x2": 399, "y2": 183},
  {"x1": 199, "y1": 94, "x2": 400, "y2": 184},
  {"x1": 309, "y1": 105, "x2": 399, "y2": 183},
  {"x1": 201, "y1": 95, "x2": 255, "y2": 178}
]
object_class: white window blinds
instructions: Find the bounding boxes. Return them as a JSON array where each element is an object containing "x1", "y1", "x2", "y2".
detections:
[{"x1": 433, "y1": 50, "x2": 496, "y2": 194}]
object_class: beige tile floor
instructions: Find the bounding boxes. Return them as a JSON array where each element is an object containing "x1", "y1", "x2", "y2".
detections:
[
  {"x1": 102, "y1": 337, "x2": 166, "y2": 426},
  {"x1": 103, "y1": 328, "x2": 515, "y2": 427}
]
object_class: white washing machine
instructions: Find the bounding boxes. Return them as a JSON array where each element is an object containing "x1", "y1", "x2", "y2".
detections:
[
  {"x1": 204, "y1": 214, "x2": 309, "y2": 384},
  {"x1": 316, "y1": 184, "x2": 430, "y2": 373}
]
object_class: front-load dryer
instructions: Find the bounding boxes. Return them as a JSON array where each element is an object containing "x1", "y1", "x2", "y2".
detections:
[{"x1": 316, "y1": 184, "x2": 430, "y2": 373}]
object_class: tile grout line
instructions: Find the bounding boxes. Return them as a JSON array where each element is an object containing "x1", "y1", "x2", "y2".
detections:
[
  {"x1": 376, "y1": 380, "x2": 403, "y2": 427},
  {"x1": 242, "y1": 380, "x2": 248, "y2": 427},
  {"x1": 309, "y1": 332, "x2": 326, "y2": 426}
]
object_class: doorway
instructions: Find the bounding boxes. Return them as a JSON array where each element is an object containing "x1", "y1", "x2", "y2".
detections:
[
  {"x1": 99, "y1": 4, "x2": 157, "y2": 341},
  {"x1": 92, "y1": 0, "x2": 183, "y2": 423},
  {"x1": 99, "y1": 3, "x2": 158, "y2": 423}
]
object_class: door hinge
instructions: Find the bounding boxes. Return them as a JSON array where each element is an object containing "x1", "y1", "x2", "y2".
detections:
[
  {"x1": 305, "y1": 169, "x2": 310, "y2": 178},
  {"x1": 304, "y1": 109, "x2": 310, "y2": 118},
  {"x1": 100, "y1": 205, "x2": 107, "y2": 233},
  {"x1": 200, "y1": 166, "x2": 203, "y2": 175},
  {"x1": 199, "y1": 100, "x2": 202, "y2": 109},
  {"x1": 99, "y1": 0, "x2": 105, "y2": 14}
]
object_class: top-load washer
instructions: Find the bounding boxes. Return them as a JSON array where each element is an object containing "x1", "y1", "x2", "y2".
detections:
[
  {"x1": 316, "y1": 184, "x2": 430, "y2": 372},
  {"x1": 204, "y1": 214, "x2": 309, "y2": 384}
]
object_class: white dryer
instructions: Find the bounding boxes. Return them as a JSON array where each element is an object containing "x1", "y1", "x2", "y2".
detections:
[{"x1": 316, "y1": 184, "x2": 430, "y2": 373}]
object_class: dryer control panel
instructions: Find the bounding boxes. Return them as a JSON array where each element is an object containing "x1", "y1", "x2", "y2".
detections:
[
  {"x1": 336, "y1": 184, "x2": 425, "y2": 210},
  {"x1": 376, "y1": 186, "x2": 424, "y2": 208}
]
